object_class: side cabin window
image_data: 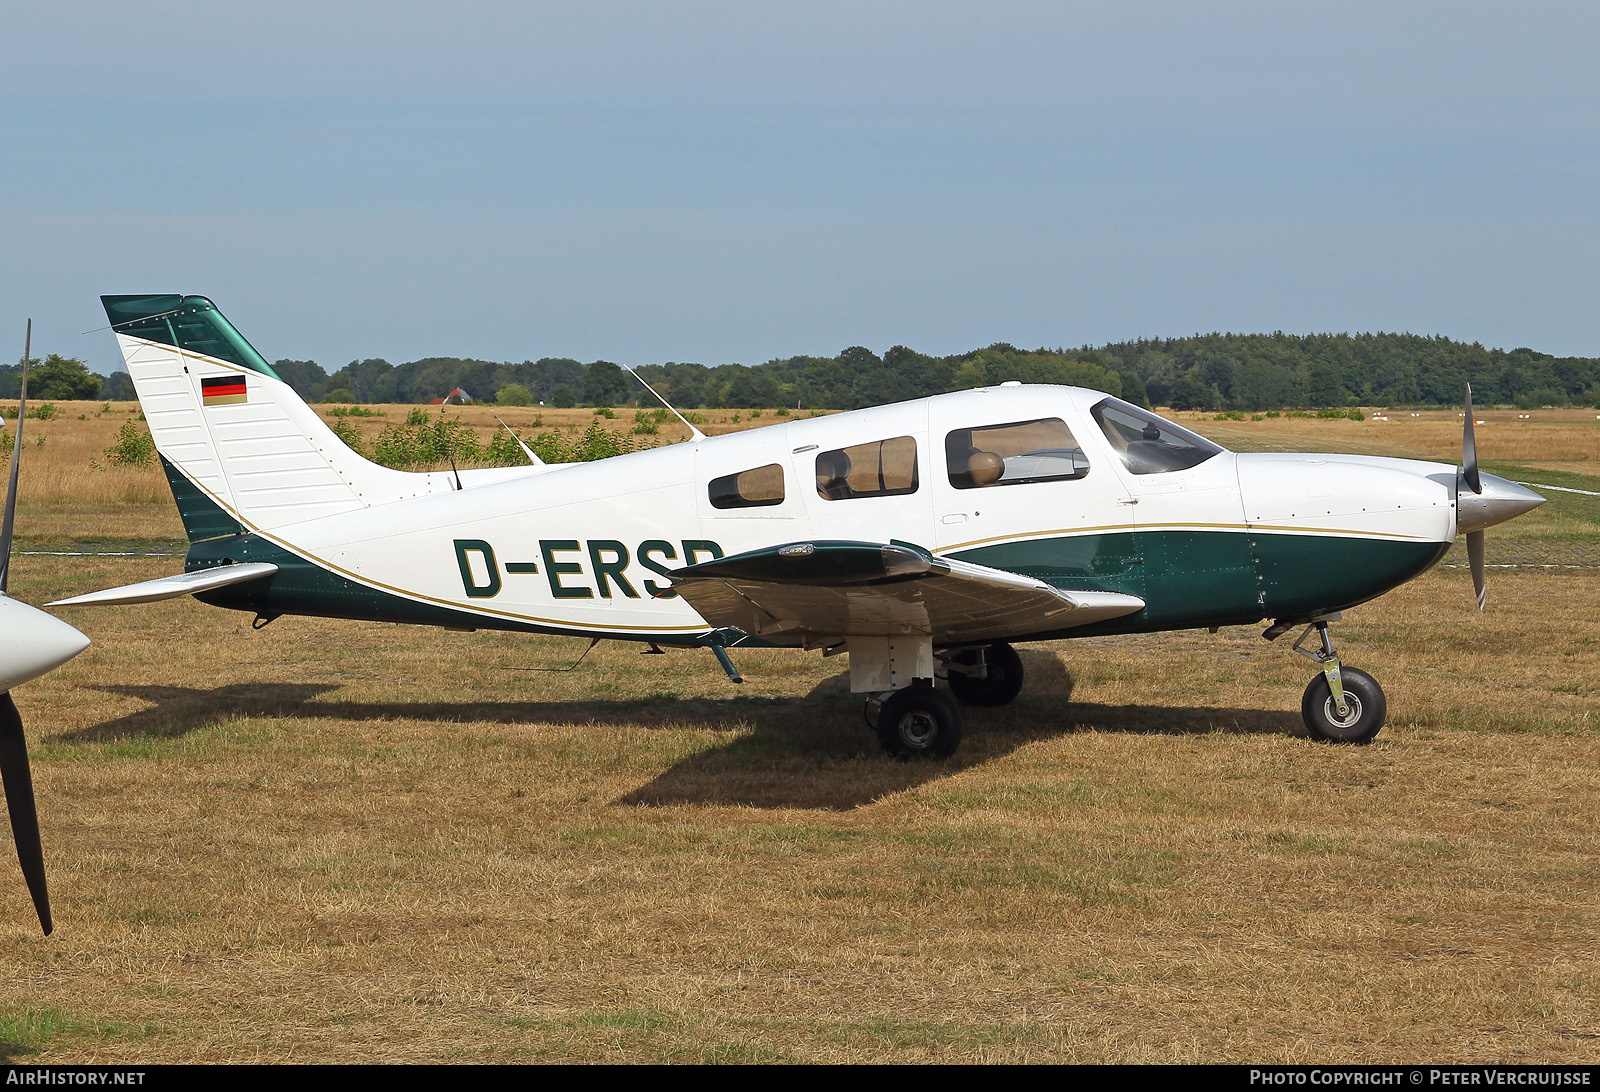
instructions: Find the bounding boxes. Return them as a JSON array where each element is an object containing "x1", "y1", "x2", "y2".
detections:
[
  {"x1": 815, "y1": 436, "x2": 919, "y2": 500},
  {"x1": 1090, "y1": 397, "x2": 1223, "y2": 476},
  {"x1": 945, "y1": 418, "x2": 1089, "y2": 489},
  {"x1": 709, "y1": 463, "x2": 786, "y2": 509}
]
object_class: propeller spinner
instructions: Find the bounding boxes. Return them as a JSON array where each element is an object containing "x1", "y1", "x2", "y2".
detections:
[{"x1": 1455, "y1": 384, "x2": 1546, "y2": 609}]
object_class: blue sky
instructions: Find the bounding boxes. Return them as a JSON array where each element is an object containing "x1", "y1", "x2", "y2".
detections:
[{"x1": 5, "y1": 1, "x2": 1598, "y2": 374}]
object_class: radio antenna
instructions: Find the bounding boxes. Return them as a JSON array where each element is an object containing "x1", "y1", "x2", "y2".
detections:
[
  {"x1": 624, "y1": 366, "x2": 706, "y2": 442},
  {"x1": 437, "y1": 390, "x2": 466, "y2": 490}
]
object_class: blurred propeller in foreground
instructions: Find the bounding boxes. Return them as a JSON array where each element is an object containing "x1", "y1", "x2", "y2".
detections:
[{"x1": 0, "y1": 321, "x2": 91, "y2": 934}]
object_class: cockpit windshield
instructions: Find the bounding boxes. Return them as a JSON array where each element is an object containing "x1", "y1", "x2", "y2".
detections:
[{"x1": 1089, "y1": 397, "x2": 1224, "y2": 476}]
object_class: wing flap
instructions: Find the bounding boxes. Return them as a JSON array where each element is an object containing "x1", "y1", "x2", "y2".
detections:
[
  {"x1": 670, "y1": 541, "x2": 1142, "y2": 645},
  {"x1": 49, "y1": 563, "x2": 279, "y2": 607}
]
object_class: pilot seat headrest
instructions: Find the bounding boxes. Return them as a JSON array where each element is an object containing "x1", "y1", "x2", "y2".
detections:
[
  {"x1": 967, "y1": 450, "x2": 1004, "y2": 486},
  {"x1": 815, "y1": 450, "x2": 853, "y2": 498}
]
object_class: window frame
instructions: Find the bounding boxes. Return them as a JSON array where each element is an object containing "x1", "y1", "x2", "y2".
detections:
[
  {"x1": 1088, "y1": 397, "x2": 1224, "y2": 476},
  {"x1": 943, "y1": 417, "x2": 1091, "y2": 490},
  {"x1": 707, "y1": 462, "x2": 787, "y2": 510},
  {"x1": 814, "y1": 435, "x2": 921, "y2": 501}
]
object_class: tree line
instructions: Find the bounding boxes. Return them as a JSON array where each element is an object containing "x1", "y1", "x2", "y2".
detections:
[{"x1": 7, "y1": 332, "x2": 1600, "y2": 410}]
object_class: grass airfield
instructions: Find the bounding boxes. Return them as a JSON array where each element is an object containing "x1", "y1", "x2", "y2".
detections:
[{"x1": 0, "y1": 404, "x2": 1597, "y2": 1063}]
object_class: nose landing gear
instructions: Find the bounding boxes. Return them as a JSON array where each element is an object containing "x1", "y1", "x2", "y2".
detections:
[{"x1": 1270, "y1": 616, "x2": 1387, "y2": 744}]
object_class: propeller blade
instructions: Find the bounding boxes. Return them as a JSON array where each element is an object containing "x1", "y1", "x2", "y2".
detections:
[
  {"x1": 1462, "y1": 382, "x2": 1482, "y2": 495},
  {"x1": 0, "y1": 321, "x2": 31, "y2": 594},
  {"x1": 1466, "y1": 530, "x2": 1486, "y2": 611},
  {"x1": 0, "y1": 691, "x2": 51, "y2": 934}
]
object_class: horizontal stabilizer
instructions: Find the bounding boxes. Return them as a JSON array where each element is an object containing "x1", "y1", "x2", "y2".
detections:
[
  {"x1": 49, "y1": 563, "x2": 279, "y2": 607},
  {"x1": 670, "y1": 540, "x2": 1144, "y2": 645}
]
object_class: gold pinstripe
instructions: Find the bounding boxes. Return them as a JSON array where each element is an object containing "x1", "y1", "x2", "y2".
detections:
[{"x1": 941, "y1": 521, "x2": 1439, "y2": 553}]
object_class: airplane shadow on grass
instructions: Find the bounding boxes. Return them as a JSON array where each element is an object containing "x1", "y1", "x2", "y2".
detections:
[
  {"x1": 64, "y1": 651, "x2": 1301, "y2": 810},
  {"x1": 623, "y1": 652, "x2": 1303, "y2": 809},
  {"x1": 0, "y1": 1040, "x2": 40, "y2": 1064}
]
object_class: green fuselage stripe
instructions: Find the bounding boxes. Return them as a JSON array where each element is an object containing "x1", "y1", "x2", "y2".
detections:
[
  {"x1": 951, "y1": 529, "x2": 1449, "y2": 636},
  {"x1": 184, "y1": 524, "x2": 1446, "y2": 645}
]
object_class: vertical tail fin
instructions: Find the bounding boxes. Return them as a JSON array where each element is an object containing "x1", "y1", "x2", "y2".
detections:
[{"x1": 103, "y1": 295, "x2": 449, "y2": 535}]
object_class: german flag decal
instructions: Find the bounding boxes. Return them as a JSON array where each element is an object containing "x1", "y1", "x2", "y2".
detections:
[{"x1": 201, "y1": 375, "x2": 247, "y2": 406}]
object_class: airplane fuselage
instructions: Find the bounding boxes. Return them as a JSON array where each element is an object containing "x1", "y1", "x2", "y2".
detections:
[
  {"x1": 183, "y1": 384, "x2": 1457, "y2": 644},
  {"x1": 64, "y1": 294, "x2": 1547, "y2": 755}
]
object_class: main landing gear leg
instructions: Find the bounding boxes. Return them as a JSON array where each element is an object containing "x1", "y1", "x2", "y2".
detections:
[
  {"x1": 938, "y1": 642, "x2": 1025, "y2": 707},
  {"x1": 1278, "y1": 616, "x2": 1386, "y2": 744},
  {"x1": 851, "y1": 636, "x2": 961, "y2": 760}
]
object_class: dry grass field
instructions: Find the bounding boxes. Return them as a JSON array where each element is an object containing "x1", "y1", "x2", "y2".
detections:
[{"x1": 0, "y1": 402, "x2": 1596, "y2": 1063}]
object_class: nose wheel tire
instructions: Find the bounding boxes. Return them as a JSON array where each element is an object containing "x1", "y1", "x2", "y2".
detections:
[
  {"x1": 1301, "y1": 667, "x2": 1386, "y2": 744},
  {"x1": 875, "y1": 687, "x2": 962, "y2": 760},
  {"x1": 946, "y1": 642, "x2": 1025, "y2": 707}
]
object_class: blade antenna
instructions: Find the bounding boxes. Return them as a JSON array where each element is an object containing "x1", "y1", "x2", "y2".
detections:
[
  {"x1": 0, "y1": 320, "x2": 31, "y2": 594},
  {"x1": 484, "y1": 407, "x2": 543, "y2": 466},
  {"x1": 624, "y1": 366, "x2": 706, "y2": 442}
]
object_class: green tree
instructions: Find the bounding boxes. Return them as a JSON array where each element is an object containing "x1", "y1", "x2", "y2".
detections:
[
  {"x1": 1168, "y1": 373, "x2": 1219, "y2": 411},
  {"x1": 324, "y1": 359, "x2": 396, "y2": 403},
  {"x1": 29, "y1": 355, "x2": 102, "y2": 399},
  {"x1": 552, "y1": 384, "x2": 576, "y2": 408},
  {"x1": 496, "y1": 382, "x2": 533, "y2": 406},
  {"x1": 584, "y1": 361, "x2": 629, "y2": 406},
  {"x1": 395, "y1": 357, "x2": 501, "y2": 404},
  {"x1": 1306, "y1": 362, "x2": 1346, "y2": 407},
  {"x1": 725, "y1": 366, "x2": 778, "y2": 408},
  {"x1": 99, "y1": 371, "x2": 136, "y2": 400},
  {"x1": 273, "y1": 359, "x2": 329, "y2": 402},
  {"x1": 528, "y1": 357, "x2": 586, "y2": 402},
  {"x1": 950, "y1": 359, "x2": 989, "y2": 391},
  {"x1": 1118, "y1": 371, "x2": 1151, "y2": 409}
]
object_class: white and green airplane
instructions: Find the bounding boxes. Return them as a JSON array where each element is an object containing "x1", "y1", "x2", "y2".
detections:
[{"x1": 58, "y1": 294, "x2": 1544, "y2": 765}]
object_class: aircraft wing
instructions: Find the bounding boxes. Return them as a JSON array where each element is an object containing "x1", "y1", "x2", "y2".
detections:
[{"x1": 669, "y1": 540, "x2": 1144, "y2": 646}]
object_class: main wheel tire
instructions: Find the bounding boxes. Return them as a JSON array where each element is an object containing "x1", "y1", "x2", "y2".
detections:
[
  {"x1": 1301, "y1": 667, "x2": 1386, "y2": 744},
  {"x1": 876, "y1": 687, "x2": 962, "y2": 760},
  {"x1": 946, "y1": 642, "x2": 1025, "y2": 707}
]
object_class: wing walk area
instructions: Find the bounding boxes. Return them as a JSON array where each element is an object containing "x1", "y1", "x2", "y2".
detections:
[{"x1": 670, "y1": 540, "x2": 1145, "y2": 645}]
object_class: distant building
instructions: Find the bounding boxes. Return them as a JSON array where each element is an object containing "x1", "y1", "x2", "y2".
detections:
[{"x1": 427, "y1": 388, "x2": 473, "y2": 405}]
